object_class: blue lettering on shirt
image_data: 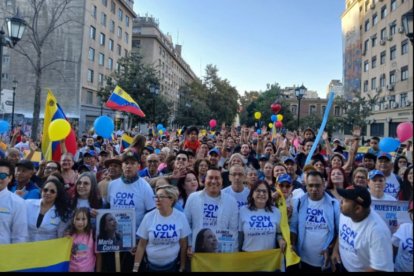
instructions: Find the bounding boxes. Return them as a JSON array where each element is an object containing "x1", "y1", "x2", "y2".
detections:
[
  {"x1": 384, "y1": 182, "x2": 398, "y2": 197},
  {"x1": 203, "y1": 203, "x2": 218, "y2": 219},
  {"x1": 305, "y1": 208, "x2": 327, "y2": 224},
  {"x1": 340, "y1": 224, "x2": 357, "y2": 248},
  {"x1": 402, "y1": 238, "x2": 413, "y2": 254},
  {"x1": 113, "y1": 192, "x2": 135, "y2": 207},
  {"x1": 248, "y1": 215, "x2": 274, "y2": 228},
  {"x1": 153, "y1": 224, "x2": 178, "y2": 240}
]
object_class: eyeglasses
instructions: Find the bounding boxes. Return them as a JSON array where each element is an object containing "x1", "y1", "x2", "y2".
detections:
[
  {"x1": 153, "y1": 195, "x2": 171, "y2": 200},
  {"x1": 0, "y1": 172, "x2": 10, "y2": 180},
  {"x1": 147, "y1": 160, "x2": 159, "y2": 163},
  {"x1": 45, "y1": 166, "x2": 58, "y2": 170},
  {"x1": 254, "y1": 189, "x2": 268, "y2": 194},
  {"x1": 278, "y1": 184, "x2": 292, "y2": 189},
  {"x1": 43, "y1": 188, "x2": 57, "y2": 194}
]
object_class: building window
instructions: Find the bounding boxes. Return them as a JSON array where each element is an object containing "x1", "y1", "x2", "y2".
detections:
[
  {"x1": 371, "y1": 123, "x2": 384, "y2": 137},
  {"x1": 125, "y1": 32, "x2": 129, "y2": 44},
  {"x1": 118, "y1": 8, "x2": 123, "y2": 21},
  {"x1": 98, "y1": 53, "x2": 104, "y2": 65},
  {"x1": 364, "y1": 60, "x2": 369, "y2": 72},
  {"x1": 390, "y1": 70, "x2": 396, "y2": 84},
  {"x1": 390, "y1": 0, "x2": 396, "y2": 11},
  {"x1": 401, "y1": 66, "x2": 408, "y2": 81},
  {"x1": 2, "y1": 55, "x2": 10, "y2": 65},
  {"x1": 101, "y1": 0, "x2": 107, "y2": 7},
  {"x1": 380, "y1": 51, "x2": 386, "y2": 64},
  {"x1": 126, "y1": 15, "x2": 130, "y2": 27},
  {"x1": 90, "y1": 26, "x2": 96, "y2": 40},
  {"x1": 372, "y1": 13, "x2": 378, "y2": 26},
  {"x1": 371, "y1": 56, "x2": 377, "y2": 68},
  {"x1": 101, "y1": 12, "x2": 106, "y2": 26},
  {"x1": 380, "y1": 74, "x2": 386, "y2": 87},
  {"x1": 109, "y1": 39, "x2": 114, "y2": 51},
  {"x1": 401, "y1": 39, "x2": 408, "y2": 55},
  {"x1": 363, "y1": 80, "x2": 369, "y2": 92},
  {"x1": 1, "y1": 73, "x2": 9, "y2": 80},
  {"x1": 334, "y1": 106, "x2": 341, "y2": 116},
  {"x1": 92, "y1": 5, "x2": 97, "y2": 18},
  {"x1": 124, "y1": 49, "x2": 128, "y2": 57},
  {"x1": 371, "y1": 35, "x2": 377, "y2": 47},
  {"x1": 108, "y1": 58, "x2": 113, "y2": 70},
  {"x1": 87, "y1": 91, "x2": 93, "y2": 104},
  {"x1": 400, "y1": 93, "x2": 407, "y2": 107},
  {"x1": 389, "y1": 21, "x2": 397, "y2": 36},
  {"x1": 364, "y1": 39, "x2": 369, "y2": 53},
  {"x1": 381, "y1": 5, "x2": 387, "y2": 19},
  {"x1": 390, "y1": 45, "x2": 396, "y2": 60},
  {"x1": 132, "y1": 39, "x2": 141, "y2": 48},
  {"x1": 98, "y1": 73, "x2": 104, "y2": 86},
  {"x1": 117, "y1": 44, "x2": 121, "y2": 55},
  {"x1": 371, "y1": 77, "x2": 377, "y2": 90},
  {"x1": 87, "y1": 69, "x2": 94, "y2": 83},
  {"x1": 99, "y1": 33, "x2": 105, "y2": 46},
  {"x1": 364, "y1": 19, "x2": 370, "y2": 32},
  {"x1": 88, "y1": 47, "x2": 95, "y2": 61},
  {"x1": 110, "y1": 20, "x2": 115, "y2": 33},
  {"x1": 380, "y1": 28, "x2": 387, "y2": 40},
  {"x1": 111, "y1": 1, "x2": 116, "y2": 13},
  {"x1": 117, "y1": 27, "x2": 122, "y2": 38}
]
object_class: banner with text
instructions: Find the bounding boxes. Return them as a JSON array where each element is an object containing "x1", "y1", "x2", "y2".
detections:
[{"x1": 371, "y1": 200, "x2": 411, "y2": 234}]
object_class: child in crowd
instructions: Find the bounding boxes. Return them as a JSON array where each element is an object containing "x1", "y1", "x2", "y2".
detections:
[{"x1": 68, "y1": 207, "x2": 97, "y2": 272}]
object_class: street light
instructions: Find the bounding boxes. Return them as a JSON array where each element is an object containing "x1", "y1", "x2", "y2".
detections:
[
  {"x1": 149, "y1": 83, "x2": 160, "y2": 124},
  {"x1": 0, "y1": 14, "x2": 27, "y2": 112},
  {"x1": 11, "y1": 79, "x2": 17, "y2": 130},
  {"x1": 402, "y1": 8, "x2": 413, "y2": 44},
  {"x1": 294, "y1": 84, "x2": 307, "y2": 129}
]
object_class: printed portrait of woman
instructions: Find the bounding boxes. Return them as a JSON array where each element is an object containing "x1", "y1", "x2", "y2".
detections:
[
  {"x1": 96, "y1": 213, "x2": 123, "y2": 252},
  {"x1": 194, "y1": 228, "x2": 218, "y2": 253}
]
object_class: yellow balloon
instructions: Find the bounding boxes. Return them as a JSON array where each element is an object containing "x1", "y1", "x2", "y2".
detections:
[
  {"x1": 268, "y1": 123, "x2": 273, "y2": 128},
  {"x1": 277, "y1": 114, "x2": 284, "y2": 121},
  {"x1": 177, "y1": 129, "x2": 182, "y2": 135},
  {"x1": 159, "y1": 130, "x2": 164, "y2": 135},
  {"x1": 48, "y1": 119, "x2": 71, "y2": 141},
  {"x1": 254, "y1": 112, "x2": 262, "y2": 120},
  {"x1": 201, "y1": 129, "x2": 207, "y2": 136}
]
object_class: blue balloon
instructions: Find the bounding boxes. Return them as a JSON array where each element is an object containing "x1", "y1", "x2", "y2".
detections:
[
  {"x1": 379, "y1": 137, "x2": 401, "y2": 153},
  {"x1": 94, "y1": 116, "x2": 114, "y2": 138},
  {"x1": 271, "y1": 115, "x2": 277, "y2": 122},
  {"x1": 256, "y1": 129, "x2": 261, "y2": 135},
  {"x1": 0, "y1": 120, "x2": 10, "y2": 134},
  {"x1": 155, "y1": 148, "x2": 161, "y2": 154},
  {"x1": 157, "y1": 124, "x2": 164, "y2": 131}
]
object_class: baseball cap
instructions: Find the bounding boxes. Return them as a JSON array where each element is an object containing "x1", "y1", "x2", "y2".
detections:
[
  {"x1": 282, "y1": 156, "x2": 295, "y2": 164},
  {"x1": 121, "y1": 151, "x2": 140, "y2": 162},
  {"x1": 277, "y1": 174, "x2": 292, "y2": 184},
  {"x1": 104, "y1": 158, "x2": 122, "y2": 168},
  {"x1": 363, "y1": 152, "x2": 377, "y2": 161},
  {"x1": 99, "y1": 150, "x2": 109, "y2": 156},
  {"x1": 83, "y1": 150, "x2": 96, "y2": 158},
  {"x1": 16, "y1": 160, "x2": 34, "y2": 171},
  {"x1": 259, "y1": 154, "x2": 269, "y2": 161},
  {"x1": 377, "y1": 152, "x2": 392, "y2": 161},
  {"x1": 368, "y1": 169, "x2": 385, "y2": 180},
  {"x1": 333, "y1": 137, "x2": 341, "y2": 143},
  {"x1": 208, "y1": 148, "x2": 220, "y2": 156},
  {"x1": 337, "y1": 186, "x2": 371, "y2": 208}
]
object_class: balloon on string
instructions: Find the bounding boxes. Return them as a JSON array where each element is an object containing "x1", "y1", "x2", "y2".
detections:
[
  {"x1": 268, "y1": 123, "x2": 273, "y2": 128},
  {"x1": 0, "y1": 120, "x2": 10, "y2": 134},
  {"x1": 157, "y1": 124, "x2": 164, "y2": 131},
  {"x1": 271, "y1": 115, "x2": 277, "y2": 122},
  {"x1": 277, "y1": 114, "x2": 284, "y2": 122},
  {"x1": 396, "y1": 122, "x2": 413, "y2": 143},
  {"x1": 94, "y1": 116, "x2": 114, "y2": 139},
  {"x1": 271, "y1": 103, "x2": 282, "y2": 114},
  {"x1": 256, "y1": 129, "x2": 261, "y2": 135},
  {"x1": 209, "y1": 119, "x2": 217, "y2": 128},
  {"x1": 49, "y1": 119, "x2": 71, "y2": 141},
  {"x1": 379, "y1": 137, "x2": 401, "y2": 153},
  {"x1": 155, "y1": 148, "x2": 161, "y2": 154},
  {"x1": 254, "y1": 112, "x2": 262, "y2": 120},
  {"x1": 275, "y1": 121, "x2": 283, "y2": 128}
]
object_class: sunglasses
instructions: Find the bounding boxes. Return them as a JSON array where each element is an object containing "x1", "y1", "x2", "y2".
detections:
[
  {"x1": 0, "y1": 172, "x2": 10, "y2": 180},
  {"x1": 43, "y1": 188, "x2": 57, "y2": 194}
]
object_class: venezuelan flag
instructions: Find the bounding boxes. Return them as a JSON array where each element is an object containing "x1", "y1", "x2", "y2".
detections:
[
  {"x1": 23, "y1": 150, "x2": 42, "y2": 168},
  {"x1": 105, "y1": 85, "x2": 146, "y2": 117},
  {"x1": 0, "y1": 237, "x2": 73, "y2": 272},
  {"x1": 41, "y1": 90, "x2": 77, "y2": 161},
  {"x1": 120, "y1": 133, "x2": 133, "y2": 152}
]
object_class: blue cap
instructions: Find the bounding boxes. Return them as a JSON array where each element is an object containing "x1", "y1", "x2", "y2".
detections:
[
  {"x1": 259, "y1": 154, "x2": 269, "y2": 160},
  {"x1": 208, "y1": 148, "x2": 220, "y2": 156},
  {"x1": 377, "y1": 152, "x2": 392, "y2": 160},
  {"x1": 282, "y1": 156, "x2": 295, "y2": 164},
  {"x1": 277, "y1": 173, "x2": 292, "y2": 184},
  {"x1": 368, "y1": 169, "x2": 385, "y2": 180}
]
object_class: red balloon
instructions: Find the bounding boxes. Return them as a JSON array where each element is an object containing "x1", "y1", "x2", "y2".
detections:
[
  {"x1": 271, "y1": 103, "x2": 282, "y2": 114},
  {"x1": 209, "y1": 119, "x2": 217, "y2": 128},
  {"x1": 397, "y1": 122, "x2": 413, "y2": 143},
  {"x1": 275, "y1": 121, "x2": 283, "y2": 128}
]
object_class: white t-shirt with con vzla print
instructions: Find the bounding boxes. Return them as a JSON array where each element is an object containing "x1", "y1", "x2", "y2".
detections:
[
  {"x1": 338, "y1": 210, "x2": 394, "y2": 272},
  {"x1": 392, "y1": 222, "x2": 413, "y2": 272}
]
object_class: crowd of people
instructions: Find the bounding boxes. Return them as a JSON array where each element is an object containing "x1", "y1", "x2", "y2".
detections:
[{"x1": 0, "y1": 123, "x2": 412, "y2": 272}]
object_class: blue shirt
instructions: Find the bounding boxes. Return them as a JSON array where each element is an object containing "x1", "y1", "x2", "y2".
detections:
[{"x1": 9, "y1": 180, "x2": 41, "y2": 199}]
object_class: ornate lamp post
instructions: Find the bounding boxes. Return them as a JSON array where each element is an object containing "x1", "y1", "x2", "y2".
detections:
[
  {"x1": 294, "y1": 84, "x2": 307, "y2": 129},
  {"x1": 11, "y1": 79, "x2": 17, "y2": 130}
]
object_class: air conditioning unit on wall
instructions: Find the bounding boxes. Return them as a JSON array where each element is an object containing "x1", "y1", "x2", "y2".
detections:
[{"x1": 387, "y1": 84, "x2": 394, "y2": 91}]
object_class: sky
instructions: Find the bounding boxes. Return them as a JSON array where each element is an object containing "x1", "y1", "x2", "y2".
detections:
[{"x1": 133, "y1": 0, "x2": 345, "y2": 98}]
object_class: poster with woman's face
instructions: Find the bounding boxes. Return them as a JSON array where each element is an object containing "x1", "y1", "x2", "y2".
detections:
[
  {"x1": 194, "y1": 228, "x2": 236, "y2": 253},
  {"x1": 96, "y1": 209, "x2": 136, "y2": 253}
]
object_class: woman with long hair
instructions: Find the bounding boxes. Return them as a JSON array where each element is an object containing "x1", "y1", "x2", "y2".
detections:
[
  {"x1": 398, "y1": 165, "x2": 413, "y2": 201},
  {"x1": 326, "y1": 167, "x2": 349, "y2": 201},
  {"x1": 193, "y1": 158, "x2": 211, "y2": 188},
  {"x1": 177, "y1": 170, "x2": 200, "y2": 208}
]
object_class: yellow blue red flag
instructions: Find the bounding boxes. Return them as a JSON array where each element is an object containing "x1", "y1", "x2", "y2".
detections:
[
  {"x1": 105, "y1": 85, "x2": 146, "y2": 117},
  {"x1": 0, "y1": 237, "x2": 73, "y2": 272},
  {"x1": 120, "y1": 133, "x2": 134, "y2": 152}
]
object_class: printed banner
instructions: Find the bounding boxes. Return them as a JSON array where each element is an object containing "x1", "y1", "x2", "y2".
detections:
[
  {"x1": 96, "y1": 209, "x2": 136, "y2": 253},
  {"x1": 371, "y1": 200, "x2": 411, "y2": 234}
]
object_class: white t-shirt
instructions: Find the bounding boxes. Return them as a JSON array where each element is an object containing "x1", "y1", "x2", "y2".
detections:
[
  {"x1": 301, "y1": 198, "x2": 330, "y2": 267},
  {"x1": 222, "y1": 186, "x2": 250, "y2": 210},
  {"x1": 239, "y1": 206, "x2": 281, "y2": 252},
  {"x1": 392, "y1": 223, "x2": 413, "y2": 272},
  {"x1": 14, "y1": 141, "x2": 30, "y2": 152},
  {"x1": 370, "y1": 194, "x2": 397, "y2": 201},
  {"x1": 137, "y1": 208, "x2": 191, "y2": 266},
  {"x1": 107, "y1": 177, "x2": 155, "y2": 231},
  {"x1": 292, "y1": 188, "x2": 305, "y2": 200},
  {"x1": 384, "y1": 173, "x2": 400, "y2": 199},
  {"x1": 339, "y1": 210, "x2": 394, "y2": 272},
  {"x1": 202, "y1": 194, "x2": 220, "y2": 229}
]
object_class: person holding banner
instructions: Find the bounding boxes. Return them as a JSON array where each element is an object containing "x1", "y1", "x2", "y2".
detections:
[
  {"x1": 392, "y1": 200, "x2": 413, "y2": 272},
  {"x1": 133, "y1": 184, "x2": 191, "y2": 272}
]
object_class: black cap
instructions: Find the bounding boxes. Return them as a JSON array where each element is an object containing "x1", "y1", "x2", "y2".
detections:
[
  {"x1": 104, "y1": 158, "x2": 122, "y2": 168},
  {"x1": 337, "y1": 186, "x2": 371, "y2": 208},
  {"x1": 121, "y1": 151, "x2": 140, "y2": 162},
  {"x1": 16, "y1": 160, "x2": 34, "y2": 171}
]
